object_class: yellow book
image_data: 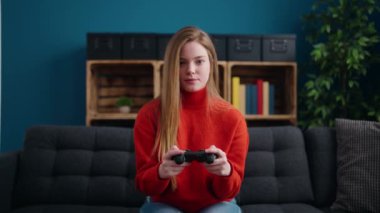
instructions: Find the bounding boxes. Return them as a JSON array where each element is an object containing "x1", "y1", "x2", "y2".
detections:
[
  {"x1": 263, "y1": 81, "x2": 269, "y2": 115},
  {"x1": 232, "y1": 77, "x2": 240, "y2": 109},
  {"x1": 239, "y1": 84, "x2": 246, "y2": 114}
]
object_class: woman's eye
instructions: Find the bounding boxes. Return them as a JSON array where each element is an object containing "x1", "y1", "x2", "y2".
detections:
[{"x1": 196, "y1": 60, "x2": 204, "y2": 65}]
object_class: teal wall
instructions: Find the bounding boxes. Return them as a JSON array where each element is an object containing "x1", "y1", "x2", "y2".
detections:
[{"x1": 1, "y1": 0, "x2": 314, "y2": 151}]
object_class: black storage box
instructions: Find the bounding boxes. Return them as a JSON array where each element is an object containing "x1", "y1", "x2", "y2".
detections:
[
  {"x1": 227, "y1": 35, "x2": 261, "y2": 61},
  {"x1": 157, "y1": 34, "x2": 173, "y2": 60},
  {"x1": 87, "y1": 33, "x2": 122, "y2": 59},
  {"x1": 262, "y1": 34, "x2": 296, "y2": 61},
  {"x1": 122, "y1": 33, "x2": 157, "y2": 59},
  {"x1": 210, "y1": 34, "x2": 227, "y2": 61}
]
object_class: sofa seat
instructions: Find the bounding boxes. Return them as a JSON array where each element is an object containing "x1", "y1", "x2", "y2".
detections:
[
  {"x1": 241, "y1": 203, "x2": 323, "y2": 213},
  {"x1": 11, "y1": 205, "x2": 139, "y2": 213}
]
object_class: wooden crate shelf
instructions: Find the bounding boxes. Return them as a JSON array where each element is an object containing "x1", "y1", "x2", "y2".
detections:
[
  {"x1": 227, "y1": 61, "x2": 297, "y2": 125},
  {"x1": 86, "y1": 60, "x2": 159, "y2": 125},
  {"x1": 217, "y1": 61, "x2": 228, "y2": 99}
]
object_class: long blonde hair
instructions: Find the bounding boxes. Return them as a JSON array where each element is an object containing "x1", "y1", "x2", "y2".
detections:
[{"x1": 154, "y1": 26, "x2": 221, "y2": 190}]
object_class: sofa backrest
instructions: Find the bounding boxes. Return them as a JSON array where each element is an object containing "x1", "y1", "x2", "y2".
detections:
[
  {"x1": 238, "y1": 126, "x2": 314, "y2": 205},
  {"x1": 304, "y1": 127, "x2": 337, "y2": 208},
  {"x1": 13, "y1": 126, "x2": 145, "y2": 208}
]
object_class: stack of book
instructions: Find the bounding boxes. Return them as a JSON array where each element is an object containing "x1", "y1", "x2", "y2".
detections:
[{"x1": 232, "y1": 77, "x2": 275, "y2": 115}]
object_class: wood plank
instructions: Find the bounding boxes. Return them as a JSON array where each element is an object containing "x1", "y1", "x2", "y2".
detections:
[
  {"x1": 97, "y1": 97, "x2": 152, "y2": 107},
  {"x1": 97, "y1": 106, "x2": 141, "y2": 114},
  {"x1": 97, "y1": 76, "x2": 153, "y2": 86},
  {"x1": 98, "y1": 86, "x2": 153, "y2": 97}
]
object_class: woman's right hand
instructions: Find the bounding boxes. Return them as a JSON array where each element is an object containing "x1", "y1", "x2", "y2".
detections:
[{"x1": 158, "y1": 145, "x2": 189, "y2": 179}]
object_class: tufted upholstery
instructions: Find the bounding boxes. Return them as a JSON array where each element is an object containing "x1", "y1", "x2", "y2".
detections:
[
  {"x1": 12, "y1": 126, "x2": 145, "y2": 210},
  {"x1": 238, "y1": 126, "x2": 316, "y2": 212},
  {"x1": 11, "y1": 205, "x2": 140, "y2": 213},
  {"x1": 304, "y1": 127, "x2": 337, "y2": 209}
]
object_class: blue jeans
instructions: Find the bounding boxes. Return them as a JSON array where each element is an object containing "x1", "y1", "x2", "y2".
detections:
[{"x1": 140, "y1": 197, "x2": 241, "y2": 213}]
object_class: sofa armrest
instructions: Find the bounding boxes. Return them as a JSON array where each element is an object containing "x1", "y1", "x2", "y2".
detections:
[
  {"x1": 0, "y1": 151, "x2": 19, "y2": 213},
  {"x1": 304, "y1": 127, "x2": 337, "y2": 208}
]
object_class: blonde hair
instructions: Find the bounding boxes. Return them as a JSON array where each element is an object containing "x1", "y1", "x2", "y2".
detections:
[{"x1": 154, "y1": 26, "x2": 221, "y2": 190}]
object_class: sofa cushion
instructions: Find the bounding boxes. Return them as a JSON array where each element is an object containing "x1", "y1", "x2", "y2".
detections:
[
  {"x1": 11, "y1": 205, "x2": 139, "y2": 213},
  {"x1": 332, "y1": 119, "x2": 380, "y2": 212},
  {"x1": 13, "y1": 126, "x2": 145, "y2": 208},
  {"x1": 0, "y1": 151, "x2": 19, "y2": 213},
  {"x1": 240, "y1": 203, "x2": 323, "y2": 213},
  {"x1": 304, "y1": 127, "x2": 337, "y2": 208},
  {"x1": 238, "y1": 126, "x2": 314, "y2": 205}
]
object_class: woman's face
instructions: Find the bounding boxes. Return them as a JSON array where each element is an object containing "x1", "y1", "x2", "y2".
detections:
[{"x1": 179, "y1": 41, "x2": 210, "y2": 92}]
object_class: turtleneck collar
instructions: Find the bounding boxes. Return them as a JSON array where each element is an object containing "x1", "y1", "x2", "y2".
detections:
[{"x1": 181, "y1": 87, "x2": 208, "y2": 109}]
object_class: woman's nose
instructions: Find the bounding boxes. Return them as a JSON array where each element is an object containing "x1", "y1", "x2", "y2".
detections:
[{"x1": 187, "y1": 62, "x2": 196, "y2": 74}]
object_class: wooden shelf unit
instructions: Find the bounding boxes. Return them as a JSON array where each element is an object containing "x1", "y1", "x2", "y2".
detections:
[
  {"x1": 86, "y1": 60, "x2": 297, "y2": 126},
  {"x1": 227, "y1": 61, "x2": 297, "y2": 125},
  {"x1": 217, "y1": 61, "x2": 228, "y2": 99},
  {"x1": 86, "y1": 60, "x2": 160, "y2": 126}
]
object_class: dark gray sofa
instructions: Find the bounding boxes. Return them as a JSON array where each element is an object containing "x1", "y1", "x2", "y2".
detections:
[{"x1": 0, "y1": 125, "x2": 339, "y2": 213}]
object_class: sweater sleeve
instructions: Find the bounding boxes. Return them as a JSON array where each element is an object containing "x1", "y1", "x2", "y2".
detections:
[
  {"x1": 134, "y1": 102, "x2": 170, "y2": 196},
  {"x1": 211, "y1": 116, "x2": 249, "y2": 199}
]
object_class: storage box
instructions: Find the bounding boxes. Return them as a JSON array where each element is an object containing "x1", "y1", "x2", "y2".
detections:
[
  {"x1": 157, "y1": 34, "x2": 173, "y2": 60},
  {"x1": 210, "y1": 34, "x2": 227, "y2": 61},
  {"x1": 87, "y1": 33, "x2": 122, "y2": 59},
  {"x1": 122, "y1": 34, "x2": 157, "y2": 59},
  {"x1": 227, "y1": 35, "x2": 261, "y2": 61},
  {"x1": 262, "y1": 34, "x2": 296, "y2": 61}
]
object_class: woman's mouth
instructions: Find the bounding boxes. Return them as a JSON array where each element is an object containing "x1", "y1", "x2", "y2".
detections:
[{"x1": 185, "y1": 79, "x2": 198, "y2": 83}]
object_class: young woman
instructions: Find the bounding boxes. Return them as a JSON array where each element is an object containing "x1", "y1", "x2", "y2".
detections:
[{"x1": 134, "y1": 26, "x2": 249, "y2": 213}]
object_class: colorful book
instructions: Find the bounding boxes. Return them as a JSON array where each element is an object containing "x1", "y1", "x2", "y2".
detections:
[
  {"x1": 232, "y1": 77, "x2": 240, "y2": 109},
  {"x1": 263, "y1": 81, "x2": 269, "y2": 115},
  {"x1": 256, "y1": 79, "x2": 263, "y2": 115},
  {"x1": 246, "y1": 83, "x2": 258, "y2": 114},
  {"x1": 269, "y1": 84, "x2": 275, "y2": 114},
  {"x1": 251, "y1": 84, "x2": 258, "y2": 114},
  {"x1": 245, "y1": 84, "x2": 252, "y2": 114},
  {"x1": 239, "y1": 84, "x2": 246, "y2": 114}
]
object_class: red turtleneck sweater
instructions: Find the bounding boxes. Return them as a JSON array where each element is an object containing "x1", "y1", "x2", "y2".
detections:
[{"x1": 134, "y1": 88, "x2": 249, "y2": 212}]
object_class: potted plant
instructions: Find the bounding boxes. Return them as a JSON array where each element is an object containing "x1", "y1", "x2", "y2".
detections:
[
  {"x1": 116, "y1": 96, "x2": 133, "y2": 113},
  {"x1": 299, "y1": 0, "x2": 380, "y2": 127}
]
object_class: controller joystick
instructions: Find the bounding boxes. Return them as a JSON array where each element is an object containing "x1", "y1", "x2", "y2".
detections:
[{"x1": 172, "y1": 150, "x2": 217, "y2": 164}]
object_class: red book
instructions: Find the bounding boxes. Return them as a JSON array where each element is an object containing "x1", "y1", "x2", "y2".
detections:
[{"x1": 256, "y1": 79, "x2": 263, "y2": 115}]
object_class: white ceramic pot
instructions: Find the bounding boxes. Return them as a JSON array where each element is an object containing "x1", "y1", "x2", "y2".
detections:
[{"x1": 119, "y1": 106, "x2": 131, "y2": 113}]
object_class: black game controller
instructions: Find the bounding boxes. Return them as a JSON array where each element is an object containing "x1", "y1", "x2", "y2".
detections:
[{"x1": 172, "y1": 150, "x2": 217, "y2": 164}]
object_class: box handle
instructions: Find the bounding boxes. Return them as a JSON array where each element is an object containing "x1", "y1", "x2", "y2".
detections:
[
  {"x1": 130, "y1": 38, "x2": 149, "y2": 52},
  {"x1": 234, "y1": 39, "x2": 254, "y2": 52},
  {"x1": 95, "y1": 37, "x2": 115, "y2": 49},
  {"x1": 270, "y1": 39, "x2": 288, "y2": 53}
]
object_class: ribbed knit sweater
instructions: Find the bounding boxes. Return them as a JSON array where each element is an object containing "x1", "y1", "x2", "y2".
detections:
[{"x1": 134, "y1": 88, "x2": 249, "y2": 212}]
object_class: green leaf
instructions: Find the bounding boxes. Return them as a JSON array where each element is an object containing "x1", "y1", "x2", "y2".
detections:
[
  {"x1": 358, "y1": 37, "x2": 369, "y2": 46},
  {"x1": 336, "y1": 95, "x2": 344, "y2": 105},
  {"x1": 307, "y1": 89, "x2": 318, "y2": 99},
  {"x1": 306, "y1": 81, "x2": 314, "y2": 89},
  {"x1": 348, "y1": 80, "x2": 355, "y2": 88},
  {"x1": 352, "y1": 49, "x2": 359, "y2": 60},
  {"x1": 322, "y1": 80, "x2": 331, "y2": 90},
  {"x1": 322, "y1": 24, "x2": 331, "y2": 33},
  {"x1": 368, "y1": 7, "x2": 374, "y2": 14}
]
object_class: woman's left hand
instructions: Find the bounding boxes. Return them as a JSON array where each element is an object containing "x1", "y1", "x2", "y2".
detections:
[{"x1": 203, "y1": 145, "x2": 231, "y2": 176}]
